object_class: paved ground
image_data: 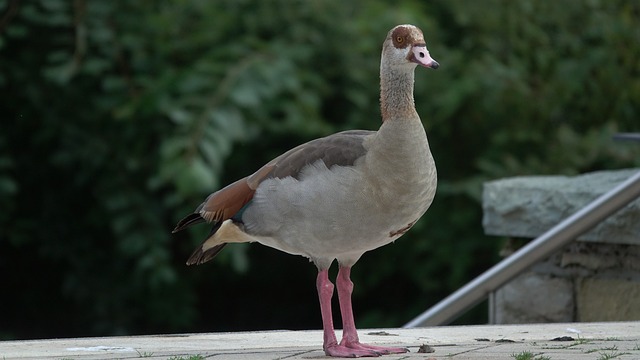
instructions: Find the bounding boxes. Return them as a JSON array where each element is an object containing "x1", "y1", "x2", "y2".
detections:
[{"x1": 1, "y1": 322, "x2": 639, "y2": 359}]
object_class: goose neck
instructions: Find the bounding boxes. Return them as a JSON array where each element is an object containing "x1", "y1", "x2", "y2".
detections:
[{"x1": 379, "y1": 65, "x2": 418, "y2": 122}]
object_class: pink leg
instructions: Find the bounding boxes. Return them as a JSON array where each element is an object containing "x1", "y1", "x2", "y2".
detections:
[
  {"x1": 316, "y1": 269, "x2": 382, "y2": 357},
  {"x1": 316, "y1": 269, "x2": 338, "y2": 350},
  {"x1": 335, "y1": 266, "x2": 409, "y2": 356}
]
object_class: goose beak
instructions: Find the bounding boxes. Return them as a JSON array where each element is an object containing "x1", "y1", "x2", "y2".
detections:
[{"x1": 409, "y1": 45, "x2": 439, "y2": 69}]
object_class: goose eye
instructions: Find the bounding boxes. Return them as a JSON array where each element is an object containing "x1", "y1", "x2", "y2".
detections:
[{"x1": 396, "y1": 36, "x2": 404, "y2": 43}]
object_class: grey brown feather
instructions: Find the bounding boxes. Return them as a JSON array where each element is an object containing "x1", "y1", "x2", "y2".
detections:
[
  {"x1": 186, "y1": 243, "x2": 227, "y2": 265},
  {"x1": 172, "y1": 213, "x2": 206, "y2": 233},
  {"x1": 251, "y1": 130, "x2": 372, "y2": 182}
]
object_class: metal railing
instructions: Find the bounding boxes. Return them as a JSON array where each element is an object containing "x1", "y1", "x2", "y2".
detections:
[{"x1": 404, "y1": 169, "x2": 640, "y2": 328}]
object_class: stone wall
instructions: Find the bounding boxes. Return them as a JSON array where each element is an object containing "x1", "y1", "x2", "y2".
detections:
[{"x1": 482, "y1": 169, "x2": 640, "y2": 324}]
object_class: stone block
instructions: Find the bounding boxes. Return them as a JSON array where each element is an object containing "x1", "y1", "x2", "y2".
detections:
[
  {"x1": 560, "y1": 242, "x2": 640, "y2": 271},
  {"x1": 494, "y1": 272, "x2": 574, "y2": 324},
  {"x1": 576, "y1": 278, "x2": 640, "y2": 321}
]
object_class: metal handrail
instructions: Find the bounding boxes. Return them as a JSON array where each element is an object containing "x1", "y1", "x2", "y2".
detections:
[
  {"x1": 404, "y1": 169, "x2": 640, "y2": 328},
  {"x1": 613, "y1": 133, "x2": 640, "y2": 142}
]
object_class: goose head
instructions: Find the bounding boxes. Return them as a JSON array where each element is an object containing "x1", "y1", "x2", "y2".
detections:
[{"x1": 382, "y1": 24, "x2": 439, "y2": 70}]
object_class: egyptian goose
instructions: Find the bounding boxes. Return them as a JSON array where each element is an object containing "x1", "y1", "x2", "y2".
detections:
[{"x1": 173, "y1": 24, "x2": 439, "y2": 357}]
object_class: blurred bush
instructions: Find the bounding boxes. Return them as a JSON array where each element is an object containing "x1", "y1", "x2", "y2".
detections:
[{"x1": 0, "y1": 0, "x2": 638, "y2": 339}]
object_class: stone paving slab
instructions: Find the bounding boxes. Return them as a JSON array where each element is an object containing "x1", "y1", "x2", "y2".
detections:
[{"x1": 1, "y1": 322, "x2": 638, "y2": 359}]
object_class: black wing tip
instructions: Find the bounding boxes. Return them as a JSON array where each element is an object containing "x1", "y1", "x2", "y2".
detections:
[
  {"x1": 172, "y1": 213, "x2": 206, "y2": 233},
  {"x1": 186, "y1": 243, "x2": 228, "y2": 266}
]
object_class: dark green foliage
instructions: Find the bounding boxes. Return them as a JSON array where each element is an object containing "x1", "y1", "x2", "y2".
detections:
[{"x1": 1, "y1": 0, "x2": 638, "y2": 339}]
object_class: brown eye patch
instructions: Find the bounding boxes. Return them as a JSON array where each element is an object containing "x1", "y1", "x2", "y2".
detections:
[{"x1": 391, "y1": 26, "x2": 411, "y2": 49}]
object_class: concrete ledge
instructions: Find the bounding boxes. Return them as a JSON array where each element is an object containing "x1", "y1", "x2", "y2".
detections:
[
  {"x1": 482, "y1": 168, "x2": 640, "y2": 245},
  {"x1": 1, "y1": 322, "x2": 639, "y2": 359}
]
